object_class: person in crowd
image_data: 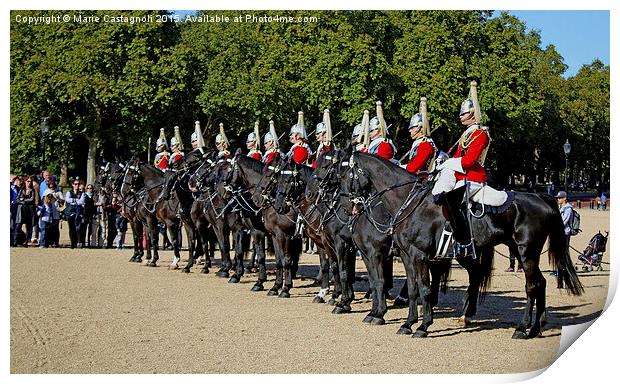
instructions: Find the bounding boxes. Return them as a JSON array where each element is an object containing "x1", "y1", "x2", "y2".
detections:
[
  {"x1": 91, "y1": 188, "x2": 107, "y2": 248},
  {"x1": 30, "y1": 176, "x2": 41, "y2": 244},
  {"x1": 550, "y1": 191, "x2": 574, "y2": 277},
  {"x1": 38, "y1": 169, "x2": 53, "y2": 198},
  {"x1": 115, "y1": 210, "x2": 128, "y2": 250},
  {"x1": 43, "y1": 179, "x2": 63, "y2": 247},
  {"x1": 10, "y1": 176, "x2": 21, "y2": 247},
  {"x1": 105, "y1": 191, "x2": 122, "y2": 249},
  {"x1": 600, "y1": 192, "x2": 607, "y2": 210},
  {"x1": 65, "y1": 178, "x2": 85, "y2": 248},
  {"x1": 15, "y1": 176, "x2": 37, "y2": 247},
  {"x1": 83, "y1": 183, "x2": 97, "y2": 247},
  {"x1": 39, "y1": 191, "x2": 61, "y2": 248}
]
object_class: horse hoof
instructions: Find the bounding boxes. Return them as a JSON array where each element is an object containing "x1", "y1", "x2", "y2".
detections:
[
  {"x1": 128, "y1": 257, "x2": 136, "y2": 262},
  {"x1": 181, "y1": 268, "x2": 190, "y2": 274},
  {"x1": 332, "y1": 305, "x2": 350, "y2": 315},
  {"x1": 393, "y1": 297, "x2": 409, "y2": 308},
  {"x1": 312, "y1": 296, "x2": 325, "y2": 304},
  {"x1": 215, "y1": 271, "x2": 229, "y2": 278},
  {"x1": 228, "y1": 276, "x2": 240, "y2": 284},
  {"x1": 511, "y1": 330, "x2": 528, "y2": 339},
  {"x1": 147, "y1": 262, "x2": 157, "y2": 267},
  {"x1": 200, "y1": 268, "x2": 209, "y2": 274},
  {"x1": 413, "y1": 329, "x2": 428, "y2": 338},
  {"x1": 278, "y1": 291, "x2": 290, "y2": 298},
  {"x1": 327, "y1": 298, "x2": 337, "y2": 306},
  {"x1": 251, "y1": 284, "x2": 264, "y2": 292},
  {"x1": 135, "y1": 258, "x2": 142, "y2": 264},
  {"x1": 363, "y1": 315, "x2": 374, "y2": 323},
  {"x1": 397, "y1": 325, "x2": 413, "y2": 335},
  {"x1": 458, "y1": 316, "x2": 472, "y2": 326},
  {"x1": 169, "y1": 265, "x2": 179, "y2": 270},
  {"x1": 267, "y1": 289, "x2": 279, "y2": 296},
  {"x1": 371, "y1": 317, "x2": 386, "y2": 326}
]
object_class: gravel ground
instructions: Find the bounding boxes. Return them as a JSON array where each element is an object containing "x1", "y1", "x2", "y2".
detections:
[{"x1": 10, "y1": 209, "x2": 610, "y2": 374}]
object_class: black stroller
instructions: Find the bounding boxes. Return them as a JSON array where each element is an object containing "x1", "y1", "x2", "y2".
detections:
[{"x1": 576, "y1": 231, "x2": 608, "y2": 272}]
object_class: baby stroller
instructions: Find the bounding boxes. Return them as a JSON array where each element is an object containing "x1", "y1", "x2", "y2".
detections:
[{"x1": 577, "y1": 231, "x2": 608, "y2": 272}]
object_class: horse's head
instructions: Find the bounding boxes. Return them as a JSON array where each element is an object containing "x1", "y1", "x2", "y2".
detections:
[
  {"x1": 214, "y1": 156, "x2": 236, "y2": 199},
  {"x1": 273, "y1": 160, "x2": 306, "y2": 214},
  {"x1": 119, "y1": 157, "x2": 143, "y2": 198},
  {"x1": 342, "y1": 151, "x2": 372, "y2": 214},
  {"x1": 187, "y1": 156, "x2": 216, "y2": 193},
  {"x1": 251, "y1": 156, "x2": 283, "y2": 207},
  {"x1": 160, "y1": 168, "x2": 179, "y2": 200}
]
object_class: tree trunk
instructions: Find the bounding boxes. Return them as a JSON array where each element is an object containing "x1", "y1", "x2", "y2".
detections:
[
  {"x1": 59, "y1": 152, "x2": 69, "y2": 188},
  {"x1": 86, "y1": 107, "x2": 102, "y2": 185}
]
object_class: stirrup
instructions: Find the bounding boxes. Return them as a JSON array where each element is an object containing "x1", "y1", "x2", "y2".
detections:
[{"x1": 453, "y1": 241, "x2": 476, "y2": 259}]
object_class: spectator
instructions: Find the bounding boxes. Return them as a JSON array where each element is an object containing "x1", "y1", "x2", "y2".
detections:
[
  {"x1": 64, "y1": 178, "x2": 85, "y2": 248},
  {"x1": 115, "y1": 210, "x2": 128, "y2": 250},
  {"x1": 91, "y1": 190, "x2": 106, "y2": 248},
  {"x1": 15, "y1": 176, "x2": 37, "y2": 246},
  {"x1": 10, "y1": 175, "x2": 21, "y2": 247},
  {"x1": 505, "y1": 253, "x2": 524, "y2": 273},
  {"x1": 105, "y1": 191, "x2": 122, "y2": 249},
  {"x1": 39, "y1": 191, "x2": 61, "y2": 248},
  {"x1": 550, "y1": 191, "x2": 573, "y2": 277},
  {"x1": 39, "y1": 169, "x2": 54, "y2": 198},
  {"x1": 82, "y1": 184, "x2": 97, "y2": 247},
  {"x1": 30, "y1": 176, "x2": 41, "y2": 244},
  {"x1": 600, "y1": 193, "x2": 607, "y2": 211}
]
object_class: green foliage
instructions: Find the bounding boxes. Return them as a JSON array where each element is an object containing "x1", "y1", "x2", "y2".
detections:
[{"x1": 10, "y1": 10, "x2": 609, "y2": 190}]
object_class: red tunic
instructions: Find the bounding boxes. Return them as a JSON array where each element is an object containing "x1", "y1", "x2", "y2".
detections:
[
  {"x1": 248, "y1": 151, "x2": 262, "y2": 161},
  {"x1": 311, "y1": 144, "x2": 331, "y2": 169},
  {"x1": 454, "y1": 127, "x2": 489, "y2": 183},
  {"x1": 291, "y1": 145, "x2": 309, "y2": 164},
  {"x1": 406, "y1": 141, "x2": 435, "y2": 174},
  {"x1": 168, "y1": 152, "x2": 184, "y2": 166},
  {"x1": 263, "y1": 150, "x2": 280, "y2": 165},
  {"x1": 154, "y1": 152, "x2": 169, "y2": 170},
  {"x1": 375, "y1": 141, "x2": 395, "y2": 160}
]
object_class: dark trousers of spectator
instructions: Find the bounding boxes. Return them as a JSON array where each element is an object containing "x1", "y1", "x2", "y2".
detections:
[
  {"x1": 67, "y1": 214, "x2": 82, "y2": 248},
  {"x1": 508, "y1": 253, "x2": 524, "y2": 270},
  {"x1": 14, "y1": 222, "x2": 33, "y2": 247},
  {"x1": 91, "y1": 214, "x2": 106, "y2": 248},
  {"x1": 79, "y1": 218, "x2": 89, "y2": 245},
  {"x1": 106, "y1": 219, "x2": 118, "y2": 249},
  {"x1": 41, "y1": 220, "x2": 60, "y2": 248}
]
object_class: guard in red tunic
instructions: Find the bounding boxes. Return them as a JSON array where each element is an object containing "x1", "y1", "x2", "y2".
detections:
[
  {"x1": 405, "y1": 98, "x2": 437, "y2": 178},
  {"x1": 168, "y1": 126, "x2": 185, "y2": 166},
  {"x1": 311, "y1": 109, "x2": 335, "y2": 168},
  {"x1": 432, "y1": 81, "x2": 491, "y2": 258},
  {"x1": 367, "y1": 101, "x2": 396, "y2": 160},
  {"x1": 287, "y1": 111, "x2": 312, "y2": 165},
  {"x1": 153, "y1": 128, "x2": 170, "y2": 170},
  {"x1": 246, "y1": 121, "x2": 262, "y2": 161},
  {"x1": 215, "y1": 123, "x2": 231, "y2": 159},
  {"x1": 262, "y1": 120, "x2": 282, "y2": 165}
]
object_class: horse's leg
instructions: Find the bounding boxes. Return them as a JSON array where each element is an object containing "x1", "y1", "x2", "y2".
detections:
[
  {"x1": 267, "y1": 234, "x2": 285, "y2": 296},
  {"x1": 279, "y1": 236, "x2": 294, "y2": 298},
  {"x1": 251, "y1": 232, "x2": 266, "y2": 291},
  {"x1": 168, "y1": 222, "x2": 181, "y2": 270},
  {"x1": 455, "y1": 257, "x2": 481, "y2": 325},
  {"x1": 228, "y1": 228, "x2": 247, "y2": 283},
  {"x1": 396, "y1": 245, "x2": 420, "y2": 335},
  {"x1": 214, "y1": 226, "x2": 231, "y2": 278},
  {"x1": 246, "y1": 233, "x2": 257, "y2": 273},
  {"x1": 367, "y1": 246, "x2": 387, "y2": 325},
  {"x1": 128, "y1": 220, "x2": 139, "y2": 262},
  {"x1": 147, "y1": 217, "x2": 159, "y2": 267},
  {"x1": 514, "y1": 243, "x2": 547, "y2": 339},
  {"x1": 185, "y1": 225, "x2": 195, "y2": 263},
  {"x1": 413, "y1": 260, "x2": 433, "y2": 338},
  {"x1": 312, "y1": 245, "x2": 330, "y2": 303},
  {"x1": 333, "y1": 239, "x2": 356, "y2": 314}
]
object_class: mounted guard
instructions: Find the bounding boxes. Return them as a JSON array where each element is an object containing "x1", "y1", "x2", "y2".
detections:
[
  {"x1": 246, "y1": 121, "x2": 262, "y2": 161},
  {"x1": 262, "y1": 120, "x2": 282, "y2": 165},
  {"x1": 311, "y1": 109, "x2": 335, "y2": 168},
  {"x1": 405, "y1": 97, "x2": 437, "y2": 178},
  {"x1": 191, "y1": 121, "x2": 207, "y2": 154},
  {"x1": 215, "y1": 123, "x2": 230, "y2": 158},
  {"x1": 368, "y1": 101, "x2": 396, "y2": 160},
  {"x1": 154, "y1": 128, "x2": 170, "y2": 170},
  {"x1": 432, "y1": 80, "x2": 507, "y2": 258},
  {"x1": 168, "y1": 126, "x2": 185, "y2": 166},
  {"x1": 287, "y1": 111, "x2": 312, "y2": 164},
  {"x1": 351, "y1": 110, "x2": 370, "y2": 152}
]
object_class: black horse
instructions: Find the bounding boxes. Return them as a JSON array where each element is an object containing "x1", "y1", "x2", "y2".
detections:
[
  {"x1": 119, "y1": 158, "x2": 184, "y2": 268},
  {"x1": 311, "y1": 147, "x2": 426, "y2": 323},
  {"x1": 272, "y1": 158, "x2": 343, "y2": 305},
  {"x1": 348, "y1": 151, "x2": 583, "y2": 338},
  {"x1": 226, "y1": 155, "x2": 303, "y2": 296}
]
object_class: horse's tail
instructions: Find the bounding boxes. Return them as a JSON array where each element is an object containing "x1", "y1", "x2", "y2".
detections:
[
  {"x1": 542, "y1": 194, "x2": 584, "y2": 295},
  {"x1": 478, "y1": 245, "x2": 495, "y2": 303}
]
